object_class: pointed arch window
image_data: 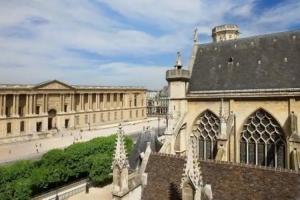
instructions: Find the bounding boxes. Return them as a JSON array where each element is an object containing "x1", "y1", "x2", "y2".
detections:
[
  {"x1": 240, "y1": 109, "x2": 286, "y2": 168},
  {"x1": 194, "y1": 110, "x2": 220, "y2": 160}
]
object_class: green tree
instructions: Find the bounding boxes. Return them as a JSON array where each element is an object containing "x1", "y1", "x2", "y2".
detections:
[{"x1": 89, "y1": 153, "x2": 112, "y2": 185}]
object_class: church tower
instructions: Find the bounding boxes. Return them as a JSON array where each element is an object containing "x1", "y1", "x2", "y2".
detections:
[{"x1": 165, "y1": 52, "x2": 190, "y2": 135}]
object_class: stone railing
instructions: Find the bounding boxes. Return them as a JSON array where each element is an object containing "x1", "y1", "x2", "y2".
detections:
[
  {"x1": 32, "y1": 178, "x2": 88, "y2": 200},
  {"x1": 166, "y1": 69, "x2": 190, "y2": 81}
]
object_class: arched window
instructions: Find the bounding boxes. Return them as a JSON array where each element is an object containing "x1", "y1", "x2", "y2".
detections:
[
  {"x1": 240, "y1": 109, "x2": 286, "y2": 168},
  {"x1": 194, "y1": 110, "x2": 220, "y2": 160}
]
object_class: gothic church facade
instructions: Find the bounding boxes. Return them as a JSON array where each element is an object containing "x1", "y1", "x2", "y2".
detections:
[{"x1": 162, "y1": 25, "x2": 300, "y2": 170}]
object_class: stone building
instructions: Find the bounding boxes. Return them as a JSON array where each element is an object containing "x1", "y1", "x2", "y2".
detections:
[
  {"x1": 111, "y1": 25, "x2": 300, "y2": 200},
  {"x1": 146, "y1": 87, "x2": 168, "y2": 117},
  {"x1": 112, "y1": 126, "x2": 300, "y2": 200},
  {"x1": 0, "y1": 80, "x2": 146, "y2": 142},
  {"x1": 161, "y1": 25, "x2": 300, "y2": 170}
]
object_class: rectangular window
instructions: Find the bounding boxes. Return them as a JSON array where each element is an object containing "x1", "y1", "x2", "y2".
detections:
[
  {"x1": 114, "y1": 112, "x2": 117, "y2": 120},
  {"x1": 20, "y1": 121, "x2": 25, "y2": 132},
  {"x1": 114, "y1": 94, "x2": 117, "y2": 102},
  {"x1": 36, "y1": 122, "x2": 42, "y2": 132},
  {"x1": 108, "y1": 112, "x2": 110, "y2": 121},
  {"x1": 6, "y1": 107, "x2": 10, "y2": 117},
  {"x1": 18, "y1": 106, "x2": 23, "y2": 116},
  {"x1": 121, "y1": 111, "x2": 123, "y2": 120},
  {"x1": 136, "y1": 110, "x2": 138, "y2": 117},
  {"x1": 130, "y1": 110, "x2": 132, "y2": 118},
  {"x1": 85, "y1": 115, "x2": 88, "y2": 124},
  {"x1": 64, "y1": 105, "x2": 68, "y2": 112},
  {"x1": 120, "y1": 94, "x2": 123, "y2": 107},
  {"x1": 65, "y1": 119, "x2": 69, "y2": 128},
  {"x1": 100, "y1": 94, "x2": 103, "y2": 102},
  {"x1": 7, "y1": 122, "x2": 11, "y2": 134},
  {"x1": 107, "y1": 94, "x2": 110, "y2": 102},
  {"x1": 129, "y1": 100, "x2": 132, "y2": 107},
  {"x1": 36, "y1": 106, "x2": 40, "y2": 115},
  {"x1": 134, "y1": 94, "x2": 137, "y2": 107}
]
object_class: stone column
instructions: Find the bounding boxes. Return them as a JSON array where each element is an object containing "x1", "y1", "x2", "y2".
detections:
[
  {"x1": 78, "y1": 94, "x2": 82, "y2": 111},
  {"x1": 15, "y1": 94, "x2": 19, "y2": 116},
  {"x1": 103, "y1": 93, "x2": 107, "y2": 109},
  {"x1": 3, "y1": 95, "x2": 6, "y2": 117},
  {"x1": 81, "y1": 94, "x2": 84, "y2": 111},
  {"x1": 99, "y1": 94, "x2": 103, "y2": 110},
  {"x1": 33, "y1": 94, "x2": 37, "y2": 115},
  {"x1": 27, "y1": 94, "x2": 32, "y2": 115},
  {"x1": 0, "y1": 95, "x2": 2, "y2": 117},
  {"x1": 117, "y1": 93, "x2": 120, "y2": 108},
  {"x1": 24, "y1": 94, "x2": 29, "y2": 115},
  {"x1": 70, "y1": 94, "x2": 74, "y2": 112},
  {"x1": 96, "y1": 94, "x2": 99, "y2": 110},
  {"x1": 87, "y1": 94, "x2": 90, "y2": 110},
  {"x1": 60, "y1": 94, "x2": 64, "y2": 112},
  {"x1": 12, "y1": 94, "x2": 16, "y2": 116},
  {"x1": 44, "y1": 94, "x2": 48, "y2": 113}
]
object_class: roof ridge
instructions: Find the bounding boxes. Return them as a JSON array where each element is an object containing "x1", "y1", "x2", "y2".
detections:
[
  {"x1": 198, "y1": 29, "x2": 300, "y2": 47},
  {"x1": 201, "y1": 159, "x2": 300, "y2": 174},
  {"x1": 151, "y1": 152, "x2": 185, "y2": 159}
]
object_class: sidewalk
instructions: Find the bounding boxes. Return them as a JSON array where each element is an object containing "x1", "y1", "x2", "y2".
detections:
[{"x1": 0, "y1": 117, "x2": 165, "y2": 165}]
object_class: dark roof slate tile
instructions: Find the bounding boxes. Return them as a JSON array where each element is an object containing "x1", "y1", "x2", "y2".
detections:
[
  {"x1": 142, "y1": 153, "x2": 300, "y2": 200},
  {"x1": 189, "y1": 30, "x2": 300, "y2": 92}
]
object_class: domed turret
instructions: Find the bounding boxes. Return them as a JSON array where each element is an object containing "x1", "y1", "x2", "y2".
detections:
[{"x1": 212, "y1": 24, "x2": 240, "y2": 42}]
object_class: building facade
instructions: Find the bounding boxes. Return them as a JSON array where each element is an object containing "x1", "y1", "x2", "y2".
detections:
[
  {"x1": 110, "y1": 26, "x2": 300, "y2": 200},
  {"x1": 0, "y1": 80, "x2": 146, "y2": 141},
  {"x1": 161, "y1": 26, "x2": 300, "y2": 170},
  {"x1": 146, "y1": 87, "x2": 169, "y2": 117}
]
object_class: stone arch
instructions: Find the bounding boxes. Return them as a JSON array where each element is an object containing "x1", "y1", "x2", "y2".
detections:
[
  {"x1": 48, "y1": 109, "x2": 57, "y2": 130},
  {"x1": 192, "y1": 109, "x2": 220, "y2": 160},
  {"x1": 240, "y1": 108, "x2": 286, "y2": 168}
]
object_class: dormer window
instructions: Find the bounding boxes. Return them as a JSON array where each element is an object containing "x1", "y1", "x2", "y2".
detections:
[{"x1": 228, "y1": 56, "x2": 234, "y2": 63}]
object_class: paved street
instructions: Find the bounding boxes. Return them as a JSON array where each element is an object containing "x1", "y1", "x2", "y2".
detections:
[{"x1": 0, "y1": 117, "x2": 166, "y2": 165}]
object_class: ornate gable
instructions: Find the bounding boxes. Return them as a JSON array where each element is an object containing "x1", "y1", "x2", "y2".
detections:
[{"x1": 34, "y1": 80, "x2": 74, "y2": 90}]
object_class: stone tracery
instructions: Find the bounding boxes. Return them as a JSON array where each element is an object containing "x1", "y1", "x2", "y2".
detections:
[
  {"x1": 240, "y1": 109, "x2": 286, "y2": 168},
  {"x1": 193, "y1": 110, "x2": 220, "y2": 160}
]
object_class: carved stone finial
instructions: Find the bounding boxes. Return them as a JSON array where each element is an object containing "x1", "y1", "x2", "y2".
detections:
[
  {"x1": 175, "y1": 52, "x2": 183, "y2": 69},
  {"x1": 112, "y1": 125, "x2": 129, "y2": 169},
  {"x1": 181, "y1": 136, "x2": 203, "y2": 189},
  {"x1": 194, "y1": 27, "x2": 199, "y2": 43}
]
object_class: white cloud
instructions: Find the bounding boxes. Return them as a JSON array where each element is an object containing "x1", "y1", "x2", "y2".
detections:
[{"x1": 0, "y1": 0, "x2": 299, "y2": 89}]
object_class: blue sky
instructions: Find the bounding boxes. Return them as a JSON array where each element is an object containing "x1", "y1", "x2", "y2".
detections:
[{"x1": 0, "y1": 0, "x2": 299, "y2": 89}]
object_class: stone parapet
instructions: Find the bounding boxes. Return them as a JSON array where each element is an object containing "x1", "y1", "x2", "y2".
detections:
[{"x1": 166, "y1": 69, "x2": 190, "y2": 82}]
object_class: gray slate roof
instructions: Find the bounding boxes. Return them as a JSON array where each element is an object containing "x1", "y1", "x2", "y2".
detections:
[
  {"x1": 189, "y1": 30, "x2": 300, "y2": 92},
  {"x1": 128, "y1": 129, "x2": 162, "y2": 170}
]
